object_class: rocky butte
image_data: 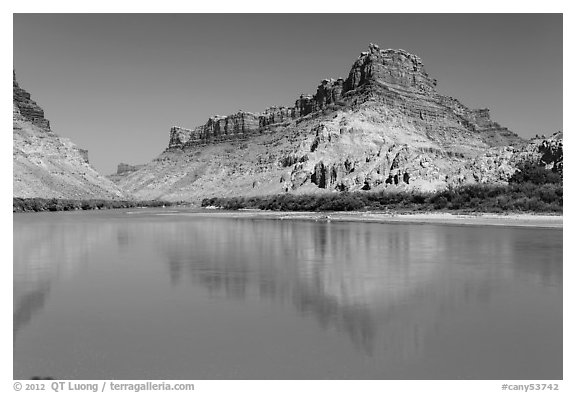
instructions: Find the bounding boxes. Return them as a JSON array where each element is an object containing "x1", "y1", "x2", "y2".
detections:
[
  {"x1": 13, "y1": 72, "x2": 127, "y2": 200},
  {"x1": 108, "y1": 44, "x2": 560, "y2": 201},
  {"x1": 107, "y1": 163, "x2": 146, "y2": 183}
]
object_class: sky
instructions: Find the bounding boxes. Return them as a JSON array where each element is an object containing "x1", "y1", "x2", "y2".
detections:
[{"x1": 13, "y1": 14, "x2": 563, "y2": 175}]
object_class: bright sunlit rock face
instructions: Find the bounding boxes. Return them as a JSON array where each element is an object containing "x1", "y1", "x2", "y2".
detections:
[
  {"x1": 114, "y1": 44, "x2": 560, "y2": 202},
  {"x1": 13, "y1": 72, "x2": 128, "y2": 200}
]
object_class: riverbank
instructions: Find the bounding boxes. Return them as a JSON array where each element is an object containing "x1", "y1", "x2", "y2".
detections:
[
  {"x1": 168, "y1": 209, "x2": 563, "y2": 229},
  {"x1": 13, "y1": 197, "x2": 176, "y2": 213},
  {"x1": 201, "y1": 182, "x2": 563, "y2": 214}
]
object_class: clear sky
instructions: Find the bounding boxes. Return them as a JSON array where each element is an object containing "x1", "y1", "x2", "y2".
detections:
[{"x1": 13, "y1": 14, "x2": 562, "y2": 175}]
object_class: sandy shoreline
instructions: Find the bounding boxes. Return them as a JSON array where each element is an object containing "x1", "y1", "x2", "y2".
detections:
[{"x1": 164, "y1": 209, "x2": 563, "y2": 229}]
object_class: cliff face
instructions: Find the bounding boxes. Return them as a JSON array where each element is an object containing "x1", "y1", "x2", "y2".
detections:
[
  {"x1": 463, "y1": 132, "x2": 562, "y2": 184},
  {"x1": 13, "y1": 72, "x2": 128, "y2": 200},
  {"x1": 167, "y1": 44, "x2": 520, "y2": 151},
  {"x1": 106, "y1": 163, "x2": 146, "y2": 183},
  {"x1": 13, "y1": 71, "x2": 51, "y2": 130},
  {"x1": 117, "y1": 44, "x2": 558, "y2": 202},
  {"x1": 344, "y1": 46, "x2": 437, "y2": 93}
]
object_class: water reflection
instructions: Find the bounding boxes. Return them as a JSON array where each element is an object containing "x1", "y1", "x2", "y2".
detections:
[
  {"x1": 155, "y1": 218, "x2": 562, "y2": 358},
  {"x1": 13, "y1": 214, "x2": 114, "y2": 336},
  {"x1": 14, "y1": 211, "x2": 563, "y2": 379},
  {"x1": 158, "y1": 221, "x2": 382, "y2": 353}
]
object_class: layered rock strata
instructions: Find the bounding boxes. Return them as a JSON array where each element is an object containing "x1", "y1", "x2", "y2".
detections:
[
  {"x1": 13, "y1": 71, "x2": 51, "y2": 130},
  {"x1": 168, "y1": 44, "x2": 520, "y2": 150},
  {"x1": 107, "y1": 163, "x2": 146, "y2": 183},
  {"x1": 117, "y1": 44, "x2": 559, "y2": 202},
  {"x1": 13, "y1": 73, "x2": 127, "y2": 200}
]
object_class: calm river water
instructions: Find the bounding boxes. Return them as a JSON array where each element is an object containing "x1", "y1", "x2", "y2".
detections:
[{"x1": 13, "y1": 209, "x2": 562, "y2": 379}]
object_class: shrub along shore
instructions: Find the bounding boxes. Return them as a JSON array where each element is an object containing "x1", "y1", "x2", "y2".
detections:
[
  {"x1": 202, "y1": 162, "x2": 562, "y2": 214},
  {"x1": 13, "y1": 198, "x2": 175, "y2": 213},
  {"x1": 202, "y1": 182, "x2": 562, "y2": 214}
]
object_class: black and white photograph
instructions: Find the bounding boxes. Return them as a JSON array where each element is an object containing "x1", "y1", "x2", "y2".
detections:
[{"x1": 8, "y1": 7, "x2": 568, "y2": 391}]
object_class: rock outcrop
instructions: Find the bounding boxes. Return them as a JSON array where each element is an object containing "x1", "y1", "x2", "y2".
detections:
[
  {"x1": 116, "y1": 163, "x2": 145, "y2": 174},
  {"x1": 13, "y1": 72, "x2": 128, "y2": 200},
  {"x1": 13, "y1": 71, "x2": 51, "y2": 130},
  {"x1": 344, "y1": 45, "x2": 437, "y2": 93},
  {"x1": 116, "y1": 44, "x2": 559, "y2": 202},
  {"x1": 107, "y1": 163, "x2": 146, "y2": 183},
  {"x1": 536, "y1": 132, "x2": 563, "y2": 173},
  {"x1": 167, "y1": 44, "x2": 521, "y2": 151}
]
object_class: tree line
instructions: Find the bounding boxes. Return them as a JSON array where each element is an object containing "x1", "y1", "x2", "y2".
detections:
[
  {"x1": 201, "y1": 162, "x2": 562, "y2": 213},
  {"x1": 13, "y1": 198, "x2": 174, "y2": 213}
]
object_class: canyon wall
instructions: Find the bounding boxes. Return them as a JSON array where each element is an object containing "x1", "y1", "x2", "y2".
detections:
[
  {"x1": 13, "y1": 72, "x2": 128, "y2": 200},
  {"x1": 117, "y1": 44, "x2": 561, "y2": 202},
  {"x1": 13, "y1": 71, "x2": 51, "y2": 130},
  {"x1": 167, "y1": 44, "x2": 521, "y2": 151}
]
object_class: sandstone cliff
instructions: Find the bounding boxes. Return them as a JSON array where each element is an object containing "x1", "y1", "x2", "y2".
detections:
[
  {"x1": 106, "y1": 163, "x2": 146, "y2": 183},
  {"x1": 13, "y1": 72, "x2": 128, "y2": 200},
  {"x1": 116, "y1": 44, "x2": 559, "y2": 202}
]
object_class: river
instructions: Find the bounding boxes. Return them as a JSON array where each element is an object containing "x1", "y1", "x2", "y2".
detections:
[{"x1": 13, "y1": 209, "x2": 562, "y2": 379}]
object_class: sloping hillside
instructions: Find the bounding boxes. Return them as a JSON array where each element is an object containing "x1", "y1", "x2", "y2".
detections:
[
  {"x1": 112, "y1": 44, "x2": 556, "y2": 202},
  {"x1": 13, "y1": 72, "x2": 127, "y2": 200}
]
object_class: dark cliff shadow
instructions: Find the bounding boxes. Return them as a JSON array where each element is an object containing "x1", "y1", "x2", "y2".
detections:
[{"x1": 13, "y1": 282, "x2": 51, "y2": 338}]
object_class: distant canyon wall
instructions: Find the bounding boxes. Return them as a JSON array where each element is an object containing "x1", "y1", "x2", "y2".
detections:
[{"x1": 168, "y1": 44, "x2": 519, "y2": 150}]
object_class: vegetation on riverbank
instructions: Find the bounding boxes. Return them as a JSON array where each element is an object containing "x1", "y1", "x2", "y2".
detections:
[
  {"x1": 13, "y1": 198, "x2": 174, "y2": 213},
  {"x1": 201, "y1": 183, "x2": 561, "y2": 213},
  {"x1": 202, "y1": 163, "x2": 562, "y2": 213}
]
